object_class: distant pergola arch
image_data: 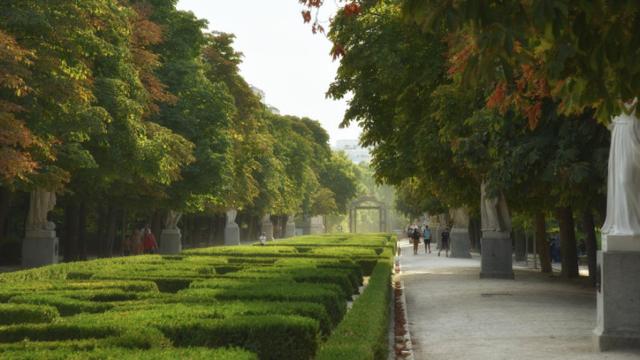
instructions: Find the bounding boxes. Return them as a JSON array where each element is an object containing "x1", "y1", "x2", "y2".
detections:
[{"x1": 348, "y1": 195, "x2": 388, "y2": 233}]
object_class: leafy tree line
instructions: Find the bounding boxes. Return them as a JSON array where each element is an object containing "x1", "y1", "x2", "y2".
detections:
[
  {"x1": 299, "y1": 0, "x2": 624, "y2": 283},
  {"x1": 0, "y1": 0, "x2": 358, "y2": 263}
]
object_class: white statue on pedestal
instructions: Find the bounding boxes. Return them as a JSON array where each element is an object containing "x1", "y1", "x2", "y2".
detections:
[
  {"x1": 450, "y1": 207, "x2": 470, "y2": 229},
  {"x1": 226, "y1": 209, "x2": 238, "y2": 226},
  {"x1": 26, "y1": 189, "x2": 56, "y2": 231},
  {"x1": 601, "y1": 108, "x2": 640, "y2": 236},
  {"x1": 164, "y1": 210, "x2": 182, "y2": 230},
  {"x1": 481, "y1": 182, "x2": 511, "y2": 232}
]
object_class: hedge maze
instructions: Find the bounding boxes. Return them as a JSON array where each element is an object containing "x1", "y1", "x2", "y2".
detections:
[{"x1": 0, "y1": 234, "x2": 395, "y2": 359}]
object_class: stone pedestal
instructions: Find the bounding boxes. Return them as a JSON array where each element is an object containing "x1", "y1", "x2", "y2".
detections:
[
  {"x1": 22, "y1": 230, "x2": 58, "y2": 268},
  {"x1": 309, "y1": 215, "x2": 325, "y2": 234},
  {"x1": 450, "y1": 227, "x2": 471, "y2": 258},
  {"x1": 480, "y1": 231, "x2": 513, "y2": 279},
  {"x1": 224, "y1": 223, "x2": 240, "y2": 245},
  {"x1": 594, "y1": 235, "x2": 640, "y2": 351},
  {"x1": 159, "y1": 229, "x2": 182, "y2": 254},
  {"x1": 284, "y1": 214, "x2": 296, "y2": 238},
  {"x1": 261, "y1": 214, "x2": 274, "y2": 241}
]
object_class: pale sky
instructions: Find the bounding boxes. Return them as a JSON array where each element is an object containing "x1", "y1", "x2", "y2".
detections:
[{"x1": 176, "y1": 0, "x2": 361, "y2": 145}]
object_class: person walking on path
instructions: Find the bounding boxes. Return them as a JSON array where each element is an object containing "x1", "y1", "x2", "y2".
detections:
[
  {"x1": 423, "y1": 225, "x2": 432, "y2": 254},
  {"x1": 438, "y1": 227, "x2": 450, "y2": 257},
  {"x1": 411, "y1": 225, "x2": 421, "y2": 255},
  {"x1": 142, "y1": 225, "x2": 158, "y2": 254}
]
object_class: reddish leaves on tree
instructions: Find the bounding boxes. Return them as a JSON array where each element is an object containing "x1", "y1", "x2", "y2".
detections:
[
  {"x1": 131, "y1": 3, "x2": 178, "y2": 115},
  {"x1": 301, "y1": 10, "x2": 312, "y2": 23},
  {"x1": 0, "y1": 30, "x2": 41, "y2": 184},
  {"x1": 300, "y1": 1, "x2": 361, "y2": 36},
  {"x1": 312, "y1": 24, "x2": 325, "y2": 34},
  {"x1": 525, "y1": 102, "x2": 542, "y2": 130},
  {"x1": 343, "y1": 2, "x2": 361, "y2": 17},
  {"x1": 447, "y1": 36, "x2": 476, "y2": 77},
  {"x1": 299, "y1": 0, "x2": 323, "y2": 8},
  {"x1": 486, "y1": 81, "x2": 507, "y2": 111},
  {"x1": 330, "y1": 43, "x2": 346, "y2": 60}
]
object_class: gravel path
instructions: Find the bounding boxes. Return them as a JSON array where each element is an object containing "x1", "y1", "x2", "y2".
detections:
[{"x1": 397, "y1": 239, "x2": 640, "y2": 360}]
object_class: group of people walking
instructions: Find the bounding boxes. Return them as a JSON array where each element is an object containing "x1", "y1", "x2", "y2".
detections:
[
  {"x1": 406, "y1": 223, "x2": 450, "y2": 257},
  {"x1": 123, "y1": 225, "x2": 158, "y2": 255}
]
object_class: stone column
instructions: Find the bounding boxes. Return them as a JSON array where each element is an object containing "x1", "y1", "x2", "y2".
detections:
[
  {"x1": 479, "y1": 182, "x2": 514, "y2": 279},
  {"x1": 160, "y1": 210, "x2": 182, "y2": 254},
  {"x1": 594, "y1": 108, "x2": 640, "y2": 351},
  {"x1": 22, "y1": 189, "x2": 59, "y2": 268},
  {"x1": 450, "y1": 207, "x2": 471, "y2": 258},
  {"x1": 284, "y1": 214, "x2": 296, "y2": 238},
  {"x1": 261, "y1": 214, "x2": 274, "y2": 241},
  {"x1": 309, "y1": 215, "x2": 325, "y2": 234},
  {"x1": 224, "y1": 209, "x2": 240, "y2": 245}
]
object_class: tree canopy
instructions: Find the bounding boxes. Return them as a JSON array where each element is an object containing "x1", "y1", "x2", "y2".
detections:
[{"x1": 0, "y1": 0, "x2": 360, "y2": 260}]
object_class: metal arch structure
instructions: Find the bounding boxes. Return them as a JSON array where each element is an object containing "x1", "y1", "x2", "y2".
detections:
[{"x1": 348, "y1": 195, "x2": 388, "y2": 233}]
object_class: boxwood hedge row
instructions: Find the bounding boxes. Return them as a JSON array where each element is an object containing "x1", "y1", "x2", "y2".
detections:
[
  {"x1": 316, "y1": 260, "x2": 393, "y2": 360},
  {"x1": 0, "y1": 233, "x2": 396, "y2": 359}
]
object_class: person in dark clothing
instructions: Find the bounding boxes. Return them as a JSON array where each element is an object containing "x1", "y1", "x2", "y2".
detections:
[
  {"x1": 411, "y1": 225, "x2": 421, "y2": 255},
  {"x1": 438, "y1": 227, "x2": 450, "y2": 257}
]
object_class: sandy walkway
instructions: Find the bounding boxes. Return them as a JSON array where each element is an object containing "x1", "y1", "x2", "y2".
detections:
[{"x1": 398, "y1": 239, "x2": 640, "y2": 360}]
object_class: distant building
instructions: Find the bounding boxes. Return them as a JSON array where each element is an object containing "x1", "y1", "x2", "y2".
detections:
[
  {"x1": 333, "y1": 139, "x2": 371, "y2": 164},
  {"x1": 250, "y1": 85, "x2": 280, "y2": 114}
]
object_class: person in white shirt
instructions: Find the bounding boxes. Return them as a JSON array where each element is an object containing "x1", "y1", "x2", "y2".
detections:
[{"x1": 259, "y1": 232, "x2": 267, "y2": 246}]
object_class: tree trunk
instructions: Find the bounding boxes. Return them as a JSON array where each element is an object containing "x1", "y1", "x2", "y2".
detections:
[
  {"x1": 555, "y1": 206, "x2": 579, "y2": 278},
  {"x1": 78, "y1": 202, "x2": 87, "y2": 260},
  {"x1": 207, "y1": 215, "x2": 216, "y2": 246},
  {"x1": 96, "y1": 205, "x2": 107, "y2": 257},
  {"x1": 0, "y1": 187, "x2": 13, "y2": 240},
  {"x1": 534, "y1": 212, "x2": 552, "y2": 273},
  {"x1": 64, "y1": 198, "x2": 80, "y2": 261},
  {"x1": 97, "y1": 204, "x2": 118, "y2": 258},
  {"x1": 150, "y1": 210, "x2": 163, "y2": 243},
  {"x1": 274, "y1": 215, "x2": 284, "y2": 238},
  {"x1": 104, "y1": 205, "x2": 118, "y2": 257},
  {"x1": 582, "y1": 209, "x2": 598, "y2": 287}
]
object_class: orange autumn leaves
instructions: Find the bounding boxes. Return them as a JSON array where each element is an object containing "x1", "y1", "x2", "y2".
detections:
[
  {"x1": 0, "y1": 30, "x2": 41, "y2": 184},
  {"x1": 449, "y1": 37, "x2": 550, "y2": 130},
  {"x1": 300, "y1": 1, "x2": 360, "y2": 58}
]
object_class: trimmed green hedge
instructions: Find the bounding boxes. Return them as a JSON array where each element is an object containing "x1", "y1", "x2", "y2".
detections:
[
  {"x1": 316, "y1": 260, "x2": 392, "y2": 360},
  {"x1": 0, "y1": 323, "x2": 118, "y2": 343},
  {"x1": 9, "y1": 294, "x2": 114, "y2": 316},
  {"x1": 0, "y1": 347, "x2": 257, "y2": 360},
  {"x1": 0, "y1": 304, "x2": 59, "y2": 325},
  {"x1": 159, "y1": 315, "x2": 318, "y2": 360},
  {"x1": 0, "y1": 233, "x2": 395, "y2": 359},
  {"x1": 182, "y1": 284, "x2": 346, "y2": 326}
]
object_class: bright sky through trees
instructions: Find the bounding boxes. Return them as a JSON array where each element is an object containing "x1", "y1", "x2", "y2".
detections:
[{"x1": 176, "y1": 0, "x2": 361, "y2": 145}]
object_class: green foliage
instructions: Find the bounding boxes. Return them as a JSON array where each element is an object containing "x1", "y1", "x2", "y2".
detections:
[
  {"x1": 0, "y1": 304, "x2": 59, "y2": 325},
  {"x1": 316, "y1": 261, "x2": 392, "y2": 360},
  {"x1": 328, "y1": 1, "x2": 479, "y2": 212},
  {"x1": 159, "y1": 315, "x2": 319, "y2": 360},
  {"x1": 9, "y1": 294, "x2": 114, "y2": 316},
  {"x1": 0, "y1": 234, "x2": 393, "y2": 358},
  {"x1": 0, "y1": 347, "x2": 257, "y2": 360},
  {"x1": 327, "y1": 0, "x2": 609, "y2": 225},
  {"x1": 403, "y1": 0, "x2": 640, "y2": 123}
]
